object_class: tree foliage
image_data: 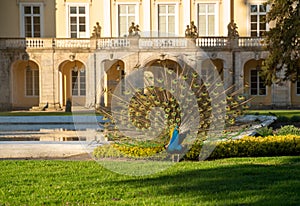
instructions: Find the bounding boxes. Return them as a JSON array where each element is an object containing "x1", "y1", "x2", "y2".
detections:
[{"x1": 262, "y1": 0, "x2": 300, "y2": 85}]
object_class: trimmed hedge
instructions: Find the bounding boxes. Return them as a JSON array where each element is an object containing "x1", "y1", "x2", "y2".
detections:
[
  {"x1": 208, "y1": 135, "x2": 300, "y2": 160},
  {"x1": 93, "y1": 143, "x2": 165, "y2": 159},
  {"x1": 93, "y1": 135, "x2": 300, "y2": 161}
]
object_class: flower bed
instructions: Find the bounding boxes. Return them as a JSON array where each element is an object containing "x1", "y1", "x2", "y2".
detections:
[{"x1": 93, "y1": 135, "x2": 300, "y2": 161}]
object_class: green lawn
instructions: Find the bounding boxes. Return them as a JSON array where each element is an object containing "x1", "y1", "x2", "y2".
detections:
[
  {"x1": 246, "y1": 110, "x2": 300, "y2": 118},
  {"x1": 0, "y1": 156, "x2": 299, "y2": 205}
]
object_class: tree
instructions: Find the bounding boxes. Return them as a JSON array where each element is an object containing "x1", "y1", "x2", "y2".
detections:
[{"x1": 262, "y1": 0, "x2": 300, "y2": 85}]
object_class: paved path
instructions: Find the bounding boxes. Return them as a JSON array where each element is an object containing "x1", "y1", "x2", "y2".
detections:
[{"x1": 0, "y1": 141, "x2": 98, "y2": 159}]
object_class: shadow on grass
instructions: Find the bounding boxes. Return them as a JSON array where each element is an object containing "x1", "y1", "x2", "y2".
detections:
[
  {"x1": 0, "y1": 157, "x2": 299, "y2": 205},
  {"x1": 112, "y1": 157, "x2": 300, "y2": 205}
]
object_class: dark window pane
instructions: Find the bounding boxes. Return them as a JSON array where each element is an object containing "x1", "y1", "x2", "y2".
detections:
[
  {"x1": 26, "y1": 25, "x2": 32, "y2": 31},
  {"x1": 260, "y1": 15, "x2": 266, "y2": 22},
  {"x1": 80, "y1": 90, "x2": 86, "y2": 96},
  {"x1": 71, "y1": 33, "x2": 77, "y2": 38},
  {"x1": 251, "y1": 15, "x2": 257, "y2": 22},
  {"x1": 26, "y1": 69, "x2": 33, "y2": 96},
  {"x1": 34, "y1": 26, "x2": 41, "y2": 37},
  {"x1": 251, "y1": 31, "x2": 257, "y2": 37},
  {"x1": 259, "y1": 5, "x2": 266, "y2": 12},
  {"x1": 259, "y1": 89, "x2": 266, "y2": 95},
  {"x1": 33, "y1": 7, "x2": 40, "y2": 14},
  {"x1": 79, "y1": 17, "x2": 85, "y2": 24},
  {"x1": 72, "y1": 71, "x2": 78, "y2": 96},
  {"x1": 24, "y1": 6, "x2": 31, "y2": 14},
  {"x1": 251, "y1": 88, "x2": 257, "y2": 95},
  {"x1": 251, "y1": 23, "x2": 257, "y2": 30},
  {"x1": 34, "y1": 70, "x2": 39, "y2": 96},
  {"x1": 70, "y1": 7, "x2": 77, "y2": 14},
  {"x1": 34, "y1": 31, "x2": 40, "y2": 37},
  {"x1": 33, "y1": 17, "x2": 40, "y2": 24},
  {"x1": 25, "y1": 17, "x2": 31, "y2": 24},
  {"x1": 70, "y1": 17, "x2": 77, "y2": 24},
  {"x1": 251, "y1": 5, "x2": 257, "y2": 13},
  {"x1": 79, "y1": 7, "x2": 85, "y2": 14},
  {"x1": 79, "y1": 71, "x2": 86, "y2": 96},
  {"x1": 259, "y1": 31, "x2": 266, "y2": 37},
  {"x1": 79, "y1": 25, "x2": 85, "y2": 32},
  {"x1": 71, "y1": 25, "x2": 77, "y2": 31},
  {"x1": 260, "y1": 23, "x2": 266, "y2": 30},
  {"x1": 251, "y1": 77, "x2": 257, "y2": 82}
]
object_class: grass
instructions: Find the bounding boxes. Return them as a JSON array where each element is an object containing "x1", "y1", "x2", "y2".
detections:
[{"x1": 0, "y1": 156, "x2": 299, "y2": 205}]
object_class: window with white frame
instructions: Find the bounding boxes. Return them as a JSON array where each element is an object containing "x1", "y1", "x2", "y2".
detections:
[
  {"x1": 26, "y1": 68, "x2": 39, "y2": 96},
  {"x1": 250, "y1": 69, "x2": 266, "y2": 95},
  {"x1": 68, "y1": 5, "x2": 88, "y2": 38},
  {"x1": 158, "y1": 4, "x2": 176, "y2": 36},
  {"x1": 118, "y1": 4, "x2": 137, "y2": 37},
  {"x1": 250, "y1": 4, "x2": 267, "y2": 37},
  {"x1": 72, "y1": 69, "x2": 86, "y2": 96},
  {"x1": 198, "y1": 3, "x2": 217, "y2": 36},
  {"x1": 21, "y1": 4, "x2": 42, "y2": 37}
]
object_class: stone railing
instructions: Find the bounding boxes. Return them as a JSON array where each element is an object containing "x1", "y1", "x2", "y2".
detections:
[
  {"x1": 0, "y1": 38, "x2": 53, "y2": 49},
  {"x1": 0, "y1": 37, "x2": 266, "y2": 50},
  {"x1": 196, "y1": 37, "x2": 228, "y2": 48},
  {"x1": 139, "y1": 38, "x2": 187, "y2": 49},
  {"x1": 55, "y1": 38, "x2": 91, "y2": 49},
  {"x1": 238, "y1": 37, "x2": 266, "y2": 47},
  {"x1": 96, "y1": 38, "x2": 130, "y2": 49}
]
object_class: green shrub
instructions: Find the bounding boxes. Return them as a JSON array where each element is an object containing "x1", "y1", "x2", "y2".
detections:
[
  {"x1": 183, "y1": 140, "x2": 203, "y2": 160},
  {"x1": 255, "y1": 126, "x2": 273, "y2": 137},
  {"x1": 276, "y1": 116, "x2": 290, "y2": 122},
  {"x1": 276, "y1": 125, "x2": 300, "y2": 136},
  {"x1": 208, "y1": 135, "x2": 300, "y2": 160},
  {"x1": 290, "y1": 115, "x2": 300, "y2": 122},
  {"x1": 93, "y1": 144, "x2": 124, "y2": 158},
  {"x1": 93, "y1": 142, "x2": 165, "y2": 159}
]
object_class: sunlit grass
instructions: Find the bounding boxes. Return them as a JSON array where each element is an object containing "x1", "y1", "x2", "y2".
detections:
[
  {"x1": 246, "y1": 110, "x2": 300, "y2": 118},
  {"x1": 0, "y1": 156, "x2": 299, "y2": 205}
]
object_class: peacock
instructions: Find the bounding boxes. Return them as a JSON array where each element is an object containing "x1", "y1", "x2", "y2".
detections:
[{"x1": 96, "y1": 55, "x2": 251, "y2": 161}]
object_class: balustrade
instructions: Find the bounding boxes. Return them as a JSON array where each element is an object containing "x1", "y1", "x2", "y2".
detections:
[
  {"x1": 97, "y1": 38, "x2": 130, "y2": 49},
  {"x1": 196, "y1": 37, "x2": 228, "y2": 47},
  {"x1": 238, "y1": 37, "x2": 265, "y2": 47},
  {"x1": 139, "y1": 38, "x2": 187, "y2": 49},
  {"x1": 5, "y1": 39, "x2": 26, "y2": 48},
  {"x1": 0, "y1": 37, "x2": 266, "y2": 50},
  {"x1": 55, "y1": 39, "x2": 91, "y2": 49}
]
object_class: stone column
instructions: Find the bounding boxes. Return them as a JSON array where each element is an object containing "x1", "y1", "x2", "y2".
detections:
[
  {"x1": 233, "y1": 51, "x2": 244, "y2": 93},
  {"x1": 39, "y1": 52, "x2": 60, "y2": 110},
  {"x1": 0, "y1": 52, "x2": 12, "y2": 110},
  {"x1": 271, "y1": 69, "x2": 291, "y2": 107}
]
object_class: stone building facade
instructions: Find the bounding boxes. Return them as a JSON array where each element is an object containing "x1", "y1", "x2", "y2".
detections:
[{"x1": 0, "y1": 0, "x2": 297, "y2": 110}]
